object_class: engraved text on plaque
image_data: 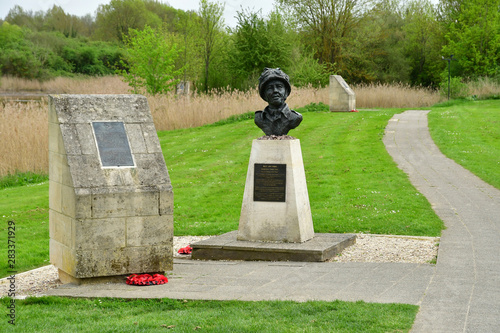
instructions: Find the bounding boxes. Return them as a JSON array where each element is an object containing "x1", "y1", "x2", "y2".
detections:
[
  {"x1": 253, "y1": 163, "x2": 286, "y2": 202},
  {"x1": 92, "y1": 121, "x2": 135, "y2": 167}
]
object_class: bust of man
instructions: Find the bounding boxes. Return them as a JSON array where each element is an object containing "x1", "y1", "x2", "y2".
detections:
[{"x1": 254, "y1": 68, "x2": 302, "y2": 136}]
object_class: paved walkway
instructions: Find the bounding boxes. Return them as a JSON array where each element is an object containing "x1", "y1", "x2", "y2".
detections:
[
  {"x1": 46, "y1": 110, "x2": 500, "y2": 332},
  {"x1": 384, "y1": 111, "x2": 500, "y2": 332}
]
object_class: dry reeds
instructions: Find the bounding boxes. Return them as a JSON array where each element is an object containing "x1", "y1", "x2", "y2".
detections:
[
  {"x1": 0, "y1": 100, "x2": 48, "y2": 176},
  {"x1": 467, "y1": 77, "x2": 500, "y2": 98},
  {"x1": 0, "y1": 76, "x2": 330, "y2": 176},
  {"x1": 150, "y1": 85, "x2": 329, "y2": 130},
  {"x1": 353, "y1": 82, "x2": 441, "y2": 108},
  {"x1": 0, "y1": 75, "x2": 130, "y2": 94},
  {"x1": 3, "y1": 75, "x2": 494, "y2": 177}
]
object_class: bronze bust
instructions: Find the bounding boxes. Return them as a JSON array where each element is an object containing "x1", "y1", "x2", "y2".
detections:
[{"x1": 255, "y1": 68, "x2": 302, "y2": 136}]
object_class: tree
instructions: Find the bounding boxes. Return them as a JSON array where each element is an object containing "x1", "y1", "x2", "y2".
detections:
[
  {"x1": 197, "y1": 0, "x2": 225, "y2": 93},
  {"x1": 174, "y1": 10, "x2": 201, "y2": 87},
  {"x1": 94, "y1": 0, "x2": 162, "y2": 42},
  {"x1": 230, "y1": 8, "x2": 293, "y2": 89},
  {"x1": 403, "y1": 0, "x2": 445, "y2": 86},
  {"x1": 120, "y1": 25, "x2": 184, "y2": 95},
  {"x1": 440, "y1": 0, "x2": 500, "y2": 78},
  {"x1": 277, "y1": 0, "x2": 367, "y2": 75}
]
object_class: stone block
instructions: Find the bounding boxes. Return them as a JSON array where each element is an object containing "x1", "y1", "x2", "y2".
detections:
[
  {"x1": 60, "y1": 183, "x2": 77, "y2": 217},
  {"x1": 50, "y1": 240, "x2": 76, "y2": 276},
  {"x1": 66, "y1": 154, "x2": 107, "y2": 188},
  {"x1": 72, "y1": 245, "x2": 173, "y2": 278},
  {"x1": 49, "y1": 151, "x2": 72, "y2": 186},
  {"x1": 125, "y1": 123, "x2": 148, "y2": 154},
  {"x1": 49, "y1": 94, "x2": 173, "y2": 281},
  {"x1": 49, "y1": 210, "x2": 74, "y2": 247},
  {"x1": 126, "y1": 215, "x2": 173, "y2": 247},
  {"x1": 50, "y1": 94, "x2": 154, "y2": 124},
  {"x1": 48, "y1": 122, "x2": 65, "y2": 155},
  {"x1": 329, "y1": 75, "x2": 356, "y2": 112},
  {"x1": 142, "y1": 123, "x2": 163, "y2": 153},
  {"x1": 74, "y1": 188, "x2": 92, "y2": 219},
  {"x1": 74, "y1": 218, "x2": 126, "y2": 250},
  {"x1": 238, "y1": 139, "x2": 314, "y2": 243},
  {"x1": 135, "y1": 153, "x2": 170, "y2": 185},
  {"x1": 91, "y1": 188, "x2": 159, "y2": 218},
  {"x1": 49, "y1": 180, "x2": 62, "y2": 212},
  {"x1": 192, "y1": 231, "x2": 356, "y2": 262},
  {"x1": 159, "y1": 186, "x2": 174, "y2": 215},
  {"x1": 60, "y1": 124, "x2": 82, "y2": 155},
  {"x1": 75, "y1": 123, "x2": 98, "y2": 155}
]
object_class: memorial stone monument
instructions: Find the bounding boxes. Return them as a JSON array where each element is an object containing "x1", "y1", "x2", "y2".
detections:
[
  {"x1": 49, "y1": 94, "x2": 173, "y2": 284},
  {"x1": 238, "y1": 68, "x2": 314, "y2": 243},
  {"x1": 192, "y1": 69, "x2": 355, "y2": 261},
  {"x1": 329, "y1": 75, "x2": 356, "y2": 112}
]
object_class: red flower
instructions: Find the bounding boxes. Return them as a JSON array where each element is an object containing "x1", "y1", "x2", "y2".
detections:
[
  {"x1": 178, "y1": 245, "x2": 193, "y2": 254},
  {"x1": 126, "y1": 273, "x2": 168, "y2": 285}
]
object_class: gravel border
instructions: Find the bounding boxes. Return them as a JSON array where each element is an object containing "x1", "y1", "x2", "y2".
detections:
[{"x1": 0, "y1": 234, "x2": 439, "y2": 298}]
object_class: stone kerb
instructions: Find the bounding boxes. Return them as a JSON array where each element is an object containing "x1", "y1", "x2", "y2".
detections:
[
  {"x1": 49, "y1": 94, "x2": 173, "y2": 284},
  {"x1": 237, "y1": 139, "x2": 315, "y2": 243},
  {"x1": 329, "y1": 75, "x2": 356, "y2": 112}
]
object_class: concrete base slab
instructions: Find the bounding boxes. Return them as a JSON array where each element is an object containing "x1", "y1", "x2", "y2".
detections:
[
  {"x1": 191, "y1": 231, "x2": 356, "y2": 262},
  {"x1": 57, "y1": 269, "x2": 164, "y2": 285}
]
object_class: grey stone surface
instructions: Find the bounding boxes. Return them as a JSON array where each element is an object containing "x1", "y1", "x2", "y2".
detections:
[
  {"x1": 191, "y1": 231, "x2": 356, "y2": 262},
  {"x1": 49, "y1": 94, "x2": 173, "y2": 282},
  {"x1": 45, "y1": 259, "x2": 434, "y2": 304},
  {"x1": 329, "y1": 75, "x2": 355, "y2": 112},
  {"x1": 238, "y1": 139, "x2": 314, "y2": 243},
  {"x1": 384, "y1": 110, "x2": 500, "y2": 332}
]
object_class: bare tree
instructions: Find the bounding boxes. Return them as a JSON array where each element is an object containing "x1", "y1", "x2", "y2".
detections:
[{"x1": 277, "y1": 0, "x2": 367, "y2": 70}]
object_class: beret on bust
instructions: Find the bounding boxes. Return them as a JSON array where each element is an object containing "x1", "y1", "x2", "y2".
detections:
[{"x1": 258, "y1": 68, "x2": 291, "y2": 101}]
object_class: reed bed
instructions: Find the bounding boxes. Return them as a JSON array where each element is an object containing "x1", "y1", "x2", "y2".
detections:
[
  {"x1": 0, "y1": 75, "x2": 130, "y2": 94},
  {"x1": 0, "y1": 100, "x2": 48, "y2": 176},
  {"x1": 467, "y1": 77, "x2": 500, "y2": 98},
  {"x1": 150, "y1": 85, "x2": 328, "y2": 130},
  {"x1": 354, "y1": 82, "x2": 440, "y2": 108},
  {"x1": 2, "y1": 75, "x2": 482, "y2": 177}
]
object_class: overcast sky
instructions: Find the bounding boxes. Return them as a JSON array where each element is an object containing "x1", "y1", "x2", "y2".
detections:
[{"x1": 0, "y1": 0, "x2": 276, "y2": 28}]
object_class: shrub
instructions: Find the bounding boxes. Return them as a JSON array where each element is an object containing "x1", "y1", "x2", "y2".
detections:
[{"x1": 439, "y1": 73, "x2": 469, "y2": 99}]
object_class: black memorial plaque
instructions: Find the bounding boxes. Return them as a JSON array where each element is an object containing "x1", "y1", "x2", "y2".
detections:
[
  {"x1": 92, "y1": 121, "x2": 135, "y2": 167},
  {"x1": 253, "y1": 163, "x2": 286, "y2": 202}
]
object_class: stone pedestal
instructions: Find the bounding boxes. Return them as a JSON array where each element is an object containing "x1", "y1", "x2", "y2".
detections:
[
  {"x1": 49, "y1": 94, "x2": 173, "y2": 284},
  {"x1": 329, "y1": 75, "x2": 356, "y2": 112},
  {"x1": 237, "y1": 139, "x2": 314, "y2": 243},
  {"x1": 191, "y1": 138, "x2": 356, "y2": 262}
]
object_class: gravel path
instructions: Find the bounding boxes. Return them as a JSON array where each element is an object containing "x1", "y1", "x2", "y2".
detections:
[{"x1": 0, "y1": 234, "x2": 438, "y2": 298}]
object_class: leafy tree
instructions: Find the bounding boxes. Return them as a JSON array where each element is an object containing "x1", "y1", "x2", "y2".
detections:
[
  {"x1": 174, "y1": 10, "x2": 201, "y2": 86},
  {"x1": 120, "y1": 25, "x2": 184, "y2": 95},
  {"x1": 403, "y1": 0, "x2": 445, "y2": 86},
  {"x1": 94, "y1": 0, "x2": 162, "y2": 42},
  {"x1": 229, "y1": 8, "x2": 294, "y2": 89},
  {"x1": 0, "y1": 22, "x2": 45, "y2": 79},
  {"x1": 197, "y1": 0, "x2": 225, "y2": 93},
  {"x1": 5, "y1": 5, "x2": 44, "y2": 31},
  {"x1": 440, "y1": 0, "x2": 499, "y2": 78}
]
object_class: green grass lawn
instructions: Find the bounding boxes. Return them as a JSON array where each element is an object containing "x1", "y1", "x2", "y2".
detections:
[
  {"x1": 429, "y1": 99, "x2": 500, "y2": 189},
  {"x1": 1, "y1": 103, "x2": 447, "y2": 278},
  {"x1": 160, "y1": 105, "x2": 443, "y2": 236},
  {"x1": 0, "y1": 297, "x2": 418, "y2": 332}
]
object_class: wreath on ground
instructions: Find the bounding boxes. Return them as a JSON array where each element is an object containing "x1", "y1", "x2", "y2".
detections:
[{"x1": 126, "y1": 273, "x2": 168, "y2": 286}]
